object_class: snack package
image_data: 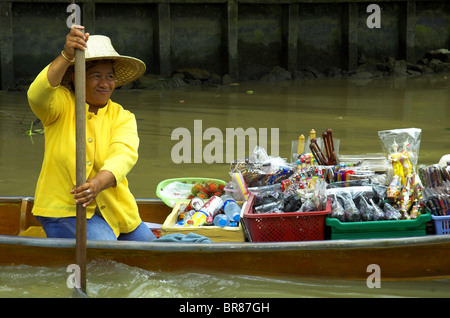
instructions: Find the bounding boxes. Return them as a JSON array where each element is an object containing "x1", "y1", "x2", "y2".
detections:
[
  {"x1": 354, "y1": 194, "x2": 373, "y2": 221},
  {"x1": 329, "y1": 195, "x2": 345, "y2": 222},
  {"x1": 383, "y1": 202, "x2": 402, "y2": 220},
  {"x1": 230, "y1": 146, "x2": 294, "y2": 187},
  {"x1": 313, "y1": 178, "x2": 327, "y2": 211},
  {"x1": 338, "y1": 192, "x2": 361, "y2": 222},
  {"x1": 283, "y1": 194, "x2": 302, "y2": 212},
  {"x1": 299, "y1": 197, "x2": 316, "y2": 212},
  {"x1": 368, "y1": 198, "x2": 385, "y2": 221},
  {"x1": 378, "y1": 128, "x2": 421, "y2": 187}
]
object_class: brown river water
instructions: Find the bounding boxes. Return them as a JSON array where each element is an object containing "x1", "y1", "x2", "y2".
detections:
[{"x1": 0, "y1": 74, "x2": 449, "y2": 298}]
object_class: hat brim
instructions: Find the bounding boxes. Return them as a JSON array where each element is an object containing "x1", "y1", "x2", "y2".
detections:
[{"x1": 61, "y1": 55, "x2": 146, "y2": 90}]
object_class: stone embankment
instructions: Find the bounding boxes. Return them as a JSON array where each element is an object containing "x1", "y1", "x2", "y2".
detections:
[
  {"x1": 131, "y1": 48, "x2": 450, "y2": 89},
  {"x1": 10, "y1": 49, "x2": 450, "y2": 91}
]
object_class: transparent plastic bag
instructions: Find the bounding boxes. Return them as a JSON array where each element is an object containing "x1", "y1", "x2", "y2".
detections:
[
  {"x1": 338, "y1": 192, "x2": 361, "y2": 222},
  {"x1": 378, "y1": 128, "x2": 421, "y2": 167},
  {"x1": 313, "y1": 178, "x2": 327, "y2": 211},
  {"x1": 231, "y1": 146, "x2": 294, "y2": 186},
  {"x1": 354, "y1": 194, "x2": 374, "y2": 221},
  {"x1": 383, "y1": 202, "x2": 402, "y2": 220},
  {"x1": 378, "y1": 128, "x2": 421, "y2": 186},
  {"x1": 368, "y1": 198, "x2": 385, "y2": 221},
  {"x1": 330, "y1": 194, "x2": 345, "y2": 222}
]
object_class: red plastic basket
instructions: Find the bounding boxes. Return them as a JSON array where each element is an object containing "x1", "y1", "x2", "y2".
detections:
[{"x1": 243, "y1": 193, "x2": 331, "y2": 242}]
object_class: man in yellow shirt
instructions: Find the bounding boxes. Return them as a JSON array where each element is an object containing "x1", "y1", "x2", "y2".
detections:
[{"x1": 27, "y1": 25, "x2": 155, "y2": 241}]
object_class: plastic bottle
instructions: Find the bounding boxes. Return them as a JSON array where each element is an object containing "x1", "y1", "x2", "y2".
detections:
[
  {"x1": 213, "y1": 214, "x2": 230, "y2": 227},
  {"x1": 221, "y1": 195, "x2": 241, "y2": 222},
  {"x1": 177, "y1": 210, "x2": 194, "y2": 226}
]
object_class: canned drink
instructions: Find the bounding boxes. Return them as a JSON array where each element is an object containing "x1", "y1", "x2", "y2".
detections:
[
  {"x1": 190, "y1": 197, "x2": 205, "y2": 211},
  {"x1": 185, "y1": 211, "x2": 208, "y2": 227},
  {"x1": 199, "y1": 195, "x2": 223, "y2": 217}
]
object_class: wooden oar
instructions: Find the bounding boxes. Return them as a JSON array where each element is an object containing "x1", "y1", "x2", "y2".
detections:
[{"x1": 74, "y1": 22, "x2": 87, "y2": 294}]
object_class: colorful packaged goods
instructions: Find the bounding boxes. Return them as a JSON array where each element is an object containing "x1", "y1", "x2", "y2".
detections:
[{"x1": 159, "y1": 127, "x2": 448, "y2": 242}]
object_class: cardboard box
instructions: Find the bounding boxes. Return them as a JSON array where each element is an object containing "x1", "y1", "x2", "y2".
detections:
[{"x1": 161, "y1": 203, "x2": 246, "y2": 242}]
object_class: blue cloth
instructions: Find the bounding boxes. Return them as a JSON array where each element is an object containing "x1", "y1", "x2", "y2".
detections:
[
  {"x1": 36, "y1": 214, "x2": 156, "y2": 242},
  {"x1": 155, "y1": 232, "x2": 212, "y2": 243}
]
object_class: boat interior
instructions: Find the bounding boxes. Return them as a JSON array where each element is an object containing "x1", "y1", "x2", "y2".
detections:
[{"x1": 0, "y1": 196, "x2": 171, "y2": 239}]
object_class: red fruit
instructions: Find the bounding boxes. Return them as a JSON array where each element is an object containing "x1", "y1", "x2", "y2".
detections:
[
  {"x1": 191, "y1": 184, "x2": 203, "y2": 195},
  {"x1": 208, "y1": 183, "x2": 218, "y2": 193},
  {"x1": 213, "y1": 191, "x2": 222, "y2": 197},
  {"x1": 218, "y1": 184, "x2": 225, "y2": 191},
  {"x1": 197, "y1": 192, "x2": 208, "y2": 199}
]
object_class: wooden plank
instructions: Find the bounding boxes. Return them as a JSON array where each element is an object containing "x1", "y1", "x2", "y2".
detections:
[
  {"x1": 157, "y1": 2, "x2": 171, "y2": 76},
  {"x1": 284, "y1": 3, "x2": 298, "y2": 73},
  {"x1": 19, "y1": 198, "x2": 33, "y2": 233},
  {"x1": 342, "y1": 2, "x2": 358, "y2": 71},
  {"x1": 0, "y1": 1, "x2": 14, "y2": 90},
  {"x1": 226, "y1": 0, "x2": 238, "y2": 81},
  {"x1": 0, "y1": 201, "x2": 21, "y2": 236},
  {"x1": 82, "y1": 0, "x2": 96, "y2": 34},
  {"x1": 399, "y1": 1, "x2": 415, "y2": 62}
]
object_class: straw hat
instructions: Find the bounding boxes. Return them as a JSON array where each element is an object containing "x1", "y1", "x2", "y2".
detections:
[{"x1": 61, "y1": 35, "x2": 146, "y2": 89}]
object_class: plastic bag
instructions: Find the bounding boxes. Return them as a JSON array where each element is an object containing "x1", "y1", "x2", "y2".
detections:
[
  {"x1": 354, "y1": 194, "x2": 374, "y2": 221},
  {"x1": 330, "y1": 195, "x2": 345, "y2": 222},
  {"x1": 378, "y1": 128, "x2": 421, "y2": 186},
  {"x1": 383, "y1": 202, "x2": 402, "y2": 220},
  {"x1": 299, "y1": 198, "x2": 316, "y2": 212},
  {"x1": 253, "y1": 191, "x2": 285, "y2": 213},
  {"x1": 158, "y1": 181, "x2": 195, "y2": 207},
  {"x1": 313, "y1": 178, "x2": 327, "y2": 211},
  {"x1": 283, "y1": 194, "x2": 302, "y2": 212},
  {"x1": 338, "y1": 192, "x2": 361, "y2": 222},
  {"x1": 231, "y1": 146, "x2": 294, "y2": 187},
  {"x1": 368, "y1": 198, "x2": 385, "y2": 221}
]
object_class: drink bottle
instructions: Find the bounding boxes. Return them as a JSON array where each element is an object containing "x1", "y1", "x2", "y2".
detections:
[
  {"x1": 199, "y1": 196, "x2": 223, "y2": 217},
  {"x1": 221, "y1": 195, "x2": 241, "y2": 222},
  {"x1": 213, "y1": 214, "x2": 230, "y2": 227}
]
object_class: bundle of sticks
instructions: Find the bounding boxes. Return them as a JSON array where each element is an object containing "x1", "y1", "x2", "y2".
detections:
[{"x1": 309, "y1": 128, "x2": 337, "y2": 166}]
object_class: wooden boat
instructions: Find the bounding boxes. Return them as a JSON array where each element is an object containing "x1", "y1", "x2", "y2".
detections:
[{"x1": 1, "y1": 195, "x2": 450, "y2": 280}]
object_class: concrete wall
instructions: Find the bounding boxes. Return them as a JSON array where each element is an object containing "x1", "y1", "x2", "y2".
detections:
[{"x1": 1, "y1": 0, "x2": 450, "y2": 89}]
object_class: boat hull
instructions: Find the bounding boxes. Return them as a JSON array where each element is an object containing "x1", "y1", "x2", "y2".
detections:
[
  {"x1": 1, "y1": 195, "x2": 449, "y2": 280},
  {"x1": 1, "y1": 234, "x2": 450, "y2": 280}
]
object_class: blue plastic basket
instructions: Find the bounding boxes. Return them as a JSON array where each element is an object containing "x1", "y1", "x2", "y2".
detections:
[{"x1": 432, "y1": 215, "x2": 450, "y2": 235}]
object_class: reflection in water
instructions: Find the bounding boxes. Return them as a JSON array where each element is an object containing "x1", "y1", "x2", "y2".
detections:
[{"x1": 0, "y1": 75, "x2": 450, "y2": 297}]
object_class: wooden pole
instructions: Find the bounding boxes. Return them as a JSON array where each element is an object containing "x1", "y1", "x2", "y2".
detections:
[
  {"x1": 75, "y1": 39, "x2": 87, "y2": 295},
  {"x1": 73, "y1": 1, "x2": 87, "y2": 294}
]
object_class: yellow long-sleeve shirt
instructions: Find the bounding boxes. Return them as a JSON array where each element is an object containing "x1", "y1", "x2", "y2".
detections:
[{"x1": 27, "y1": 65, "x2": 141, "y2": 237}]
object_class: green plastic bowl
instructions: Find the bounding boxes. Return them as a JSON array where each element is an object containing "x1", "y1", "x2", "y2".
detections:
[{"x1": 156, "y1": 177, "x2": 227, "y2": 207}]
